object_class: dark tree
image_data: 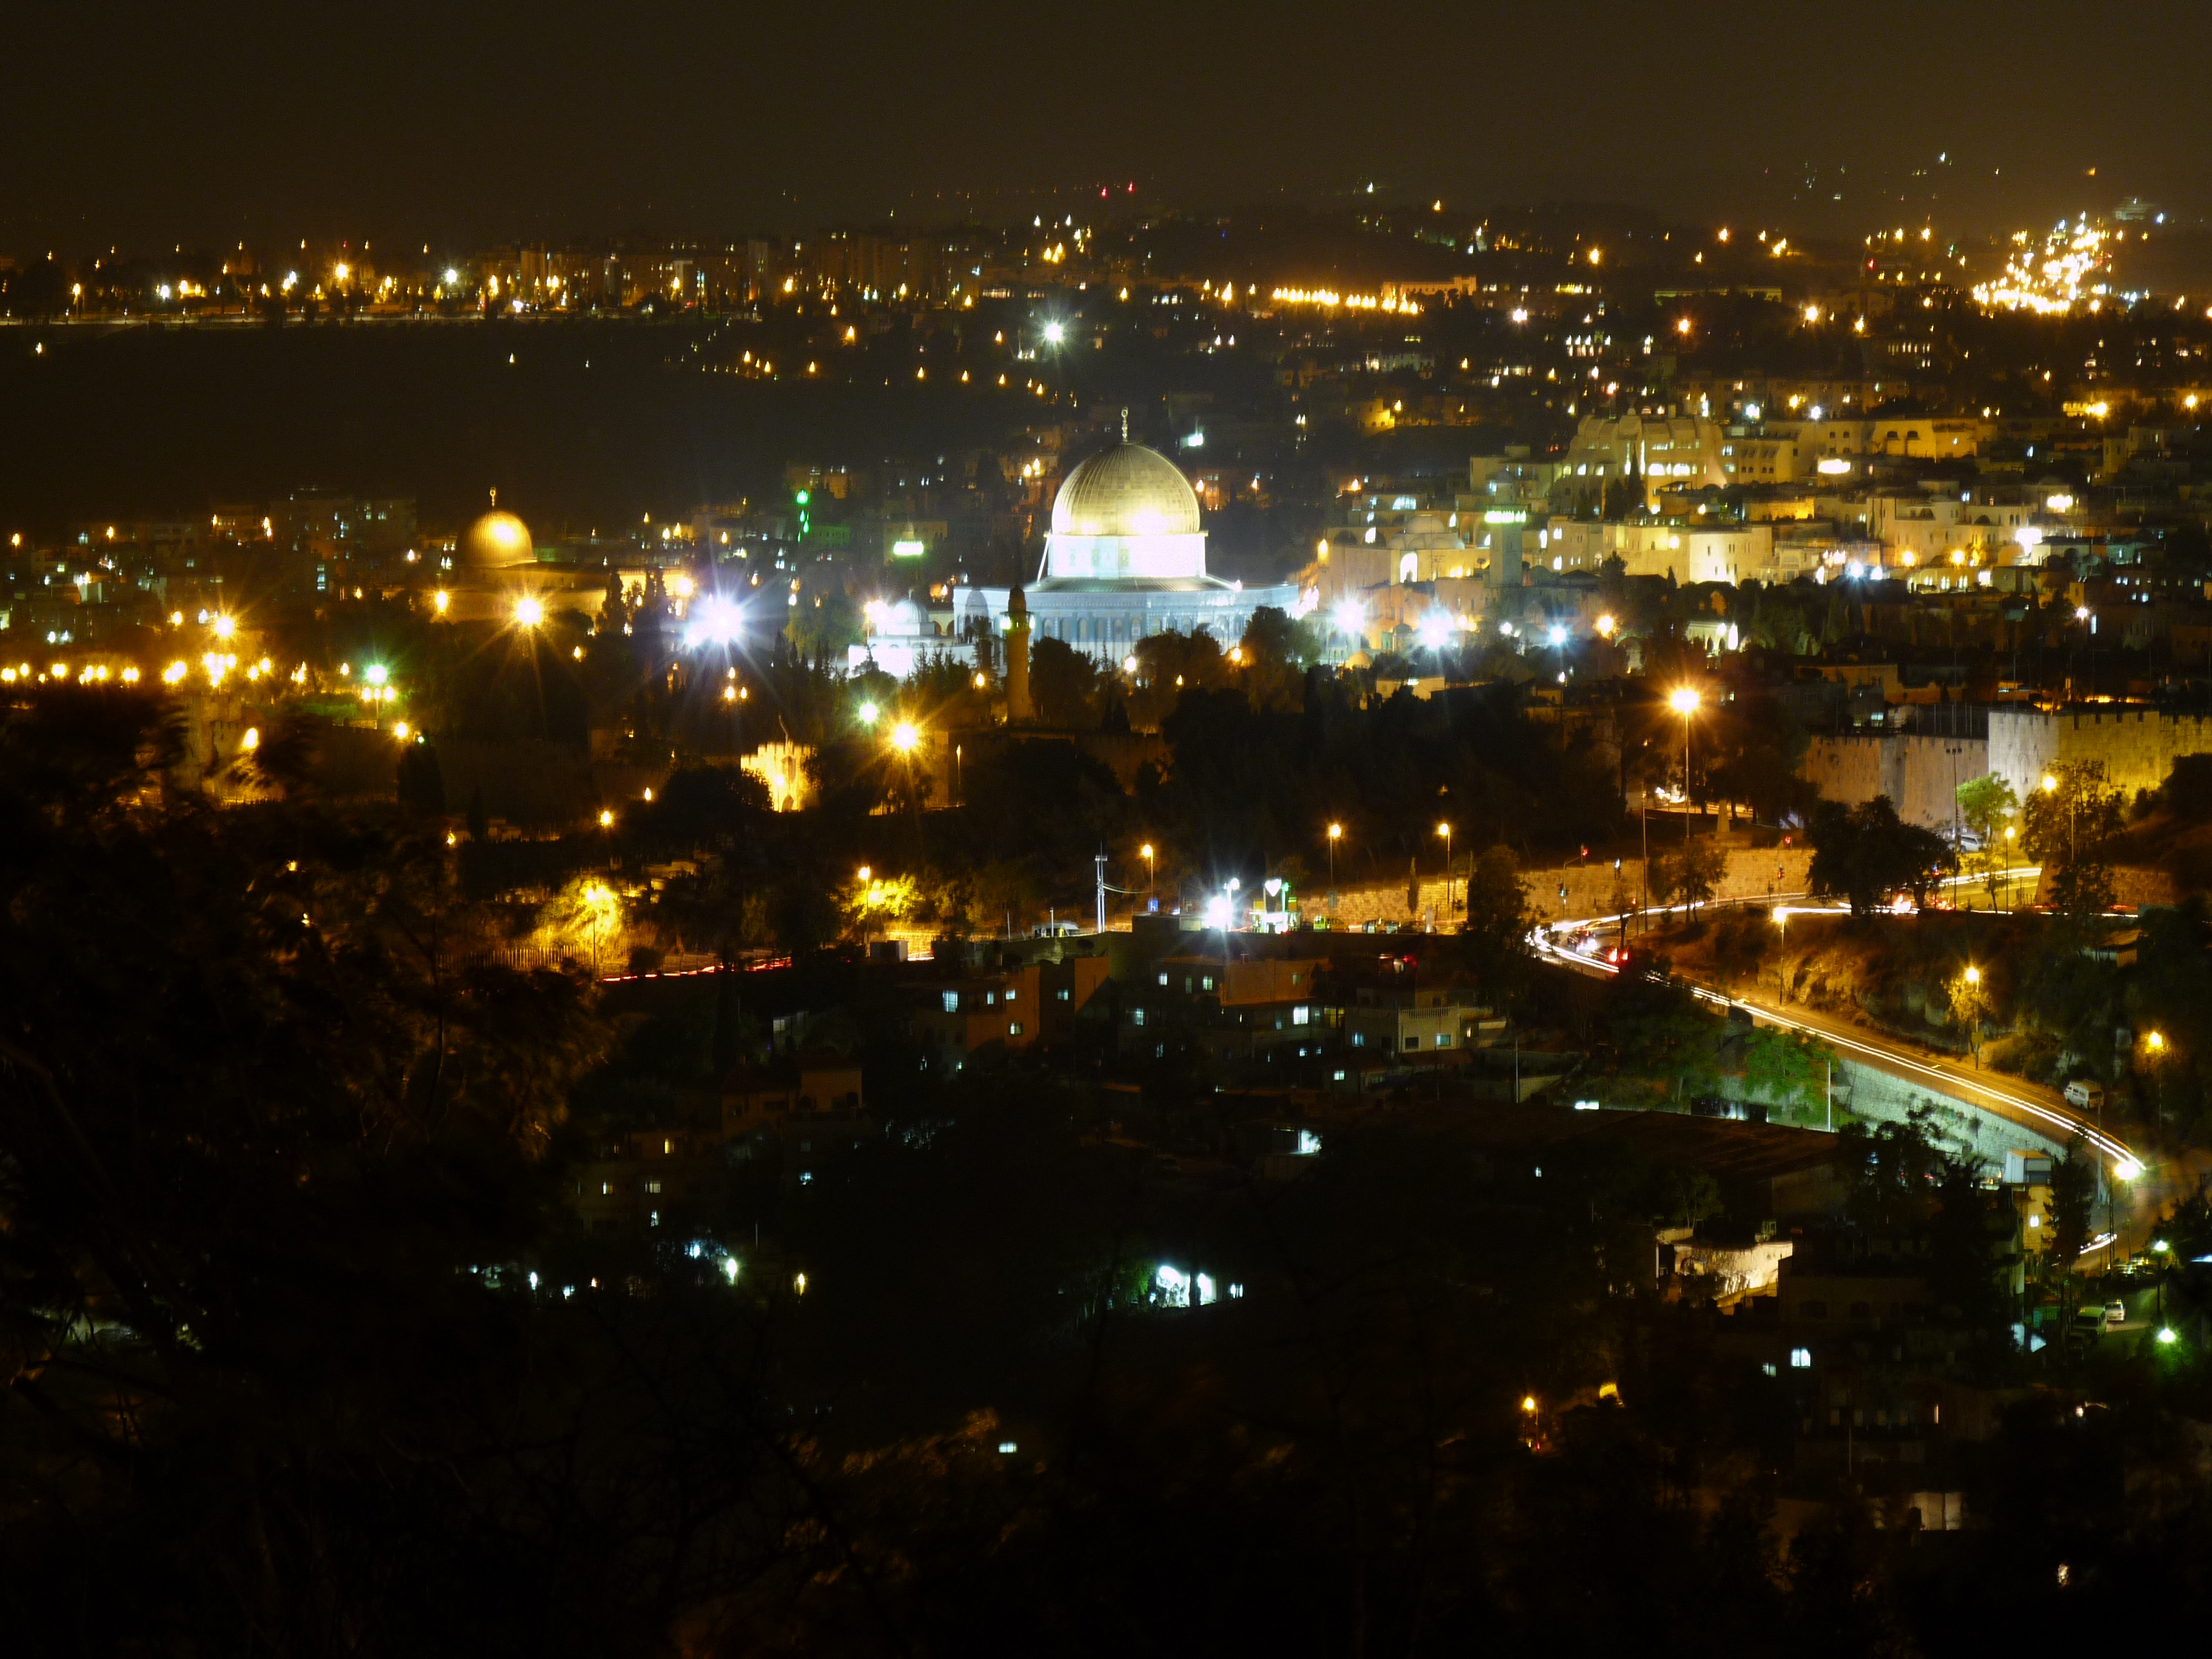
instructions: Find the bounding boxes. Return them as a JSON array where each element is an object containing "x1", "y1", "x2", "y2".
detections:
[{"x1": 1806, "y1": 795, "x2": 1954, "y2": 914}]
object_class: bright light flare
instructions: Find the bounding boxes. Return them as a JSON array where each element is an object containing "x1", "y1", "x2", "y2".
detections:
[
  {"x1": 514, "y1": 597, "x2": 545, "y2": 628},
  {"x1": 1669, "y1": 686, "x2": 1701, "y2": 714},
  {"x1": 683, "y1": 594, "x2": 746, "y2": 648},
  {"x1": 890, "y1": 720, "x2": 920, "y2": 753}
]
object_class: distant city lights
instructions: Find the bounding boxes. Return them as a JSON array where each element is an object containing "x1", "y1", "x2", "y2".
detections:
[
  {"x1": 1974, "y1": 218, "x2": 2114, "y2": 315},
  {"x1": 1269, "y1": 287, "x2": 1420, "y2": 315}
]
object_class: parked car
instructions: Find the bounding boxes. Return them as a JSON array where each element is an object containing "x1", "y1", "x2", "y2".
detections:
[
  {"x1": 2070, "y1": 1302, "x2": 2127, "y2": 1341},
  {"x1": 2063, "y1": 1079, "x2": 2105, "y2": 1113}
]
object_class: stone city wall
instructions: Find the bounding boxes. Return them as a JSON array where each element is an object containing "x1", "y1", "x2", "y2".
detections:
[
  {"x1": 1312, "y1": 845, "x2": 1815, "y2": 930},
  {"x1": 1801, "y1": 733, "x2": 1988, "y2": 831},
  {"x1": 1989, "y1": 706, "x2": 2212, "y2": 806}
]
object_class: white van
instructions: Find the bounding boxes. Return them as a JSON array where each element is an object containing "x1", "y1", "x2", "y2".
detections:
[{"x1": 2063, "y1": 1079, "x2": 2105, "y2": 1113}]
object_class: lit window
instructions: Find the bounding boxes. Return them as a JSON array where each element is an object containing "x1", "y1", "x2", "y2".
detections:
[
  {"x1": 942, "y1": 991, "x2": 959, "y2": 1013},
  {"x1": 1292, "y1": 1006, "x2": 1310, "y2": 1027},
  {"x1": 1008, "y1": 1022, "x2": 1024, "y2": 1036},
  {"x1": 1158, "y1": 973, "x2": 1169, "y2": 986},
  {"x1": 1201, "y1": 976, "x2": 1215, "y2": 991},
  {"x1": 1132, "y1": 1008, "x2": 1145, "y2": 1027},
  {"x1": 1790, "y1": 1347, "x2": 1812, "y2": 1369},
  {"x1": 1435, "y1": 1033, "x2": 1452, "y2": 1047},
  {"x1": 645, "y1": 1181, "x2": 662, "y2": 1195}
]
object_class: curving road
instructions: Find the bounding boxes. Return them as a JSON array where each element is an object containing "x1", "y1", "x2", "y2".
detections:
[{"x1": 1533, "y1": 922, "x2": 2145, "y2": 1181}]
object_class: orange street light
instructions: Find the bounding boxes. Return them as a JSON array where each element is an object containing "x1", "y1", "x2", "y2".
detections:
[{"x1": 1669, "y1": 687, "x2": 1701, "y2": 839}]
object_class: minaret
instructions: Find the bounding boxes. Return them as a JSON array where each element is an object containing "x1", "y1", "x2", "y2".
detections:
[{"x1": 1005, "y1": 581, "x2": 1034, "y2": 725}]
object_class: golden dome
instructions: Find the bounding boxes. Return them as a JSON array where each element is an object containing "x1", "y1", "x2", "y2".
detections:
[
  {"x1": 1050, "y1": 443, "x2": 1201, "y2": 539},
  {"x1": 460, "y1": 508, "x2": 532, "y2": 568}
]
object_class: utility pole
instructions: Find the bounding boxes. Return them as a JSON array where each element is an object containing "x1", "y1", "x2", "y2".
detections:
[{"x1": 1946, "y1": 739, "x2": 1964, "y2": 886}]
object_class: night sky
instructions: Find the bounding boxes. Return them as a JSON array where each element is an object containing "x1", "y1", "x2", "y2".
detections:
[{"x1": 3, "y1": 1, "x2": 2207, "y2": 247}]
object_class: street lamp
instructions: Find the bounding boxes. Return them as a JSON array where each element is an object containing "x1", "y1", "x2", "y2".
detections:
[
  {"x1": 1962, "y1": 965, "x2": 1982, "y2": 1067},
  {"x1": 1773, "y1": 905, "x2": 1788, "y2": 1002},
  {"x1": 890, "y1": 720, "x2": 919, "y2": 753},
  {"x1": 1141, "y1": 842, "x2": 1155, "y2": 890},
  {"x1": 1327, "y1": 822, "x2": 1342, "y2": 887},
  {"x1": 514, "y1": 597, "x2": 544, "y2": 628},
  {"x1": 1436, "y1": 821, "x2": 1453, "y2": 922},
  {"x1": 2145, "y1": 1030, "x2": 2168, "y2": 1129},
  {"x1": 2042, "y1": 773, "x2": 2077, "y2": 863},
  {"x1": 1668, "y1": 686, "x2": 1701, "y2": 841},
  {"x1": 1333, "y1": 600, "x2": 1365, "y2": 660}
]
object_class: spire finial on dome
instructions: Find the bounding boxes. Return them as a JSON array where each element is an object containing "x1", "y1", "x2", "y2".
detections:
[
  {"x1": 1120, "y1": 406, "x2": 1129, "y2": 443},
  {"x1": 489, "y1": 487, "x2": 497, "y2": 509}
]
